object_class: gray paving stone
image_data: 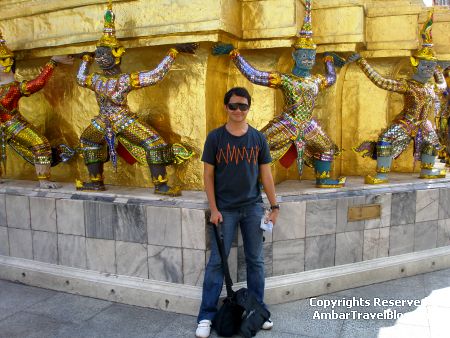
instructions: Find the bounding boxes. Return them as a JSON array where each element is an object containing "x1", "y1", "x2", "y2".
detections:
[
  {"x1": 389, "y1": 224, "x2": 414, "y2": 256},
  {"x1": 55, "y1": 303, "x2": 178, "y2": 338},
  {"x1": 84, "y1": 201, "x2": 115, "y2": 240},
  {"x1": 391, "y1": 191, "x2": 416, "y2": 226},
  {"x1": 115, "y1": 203, "x2": 147, "y2": 244},
  {"x1": 147, "y1": 206, "x2": 182, "y2": 247},
  {"x1": 26, "y1": 292, "x2": 112, "y2": 324},
  {"x1": 30, "y1": 197, "x2": 56, "y2": 232},
  {"x1": 86, "y1": 238, "x2": 116, "y2": 274},
  {"x1": 6, "y1": 195, "x2": 30, "y2": 229},
  {"x1": 273, "y1": 201, "x2": 306, "y2": 241},
  {"x1": 32, "y1": 230, "x2": 57, "y2": 264},
  {"x1": 415, "y1": 189, "x2": 439, "y2": 222},
  {"x1": 182, "y1": 208, "x2": 206, "y2": 250},
  {"x1": 336, "y1": 197, "x2": 365, "y2": 233},
  {"x1": 339, "y1": 320, "x2": 429, "y2": 338},
  {"x1": 58, "y1": 234, "x2": 86, "y2": 269},
  {"x1": 182, "y1": 248, "x2": 205, "y2": 286},
  {"x1": 414, "y1": 220, "x2": 437, "y2": 252},
  {"x1": 56, "y1": 199, "x2": 85, "y2": 236},
  {"x1": 0, "y1": 311, "x2": 67, "y2": 338},
  {"x1": 306, "y1": 199, "x2": 337, "y2": 236},
  {"x1": 0, "y1": 226, "x2": 9, "y2": 256},
  {"x1": 0, "y1": 280, "x2": 56, "y2": 321},
  {"x1": 305, "y1": 234, "x2": 335, "y2": 270},
  {"x1": 437, "y1": 219, "x2": 450, "y2": 247},
  {"x1": 8, "y1": 227, "x2": 32, "y2": 259},
  {"x1": 439, "y1": 188, "x2": 450, "y2": 220},
  {"x1": 273, "y1": 239, "x2": 304, "y2": 276},
  {"x1": 335, "y1": 231, "x2": 363, "y2": 265},
  {"x1": 147, "y1": 245, "x2": 182, "y2": 283},
  {"x1": 116, "y1": 241, "x2": 148, "y2": 278},
  {"x1": 269, "y1": 296, "x2": 344, "y2": 337},
  {"x1": 0, "y1": 194, "x2": 6, "y2": 227}
]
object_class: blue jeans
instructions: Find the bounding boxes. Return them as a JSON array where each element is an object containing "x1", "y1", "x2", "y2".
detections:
[{"x1": 197, "y1": 203, "x2": 265, "y2": 322}]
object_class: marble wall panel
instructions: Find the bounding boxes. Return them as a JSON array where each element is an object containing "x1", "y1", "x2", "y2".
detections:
[
  {"x1": 438, "y1": 188, "x2": 450, "y2": 220},
  {"x1": 305, "y1": 234, "x2": 335, "y2": 270},
  {"x1": 363, "y1": 228, "x2": 390, "y2": 261},
  {"x1": 365, "y1": 194, "x2": 391, "y2": 229},
  {"x1": 182, "y1": 209, "x2": 206, "y2": 250},
  {"x1": 58, "y1": 234, "x2": 86, "y2": 269},
  {"x1": 116, "y1": 241, "x2": 148, "y2": 278},
  {"x1": 0, "y1": 195, "x2": 6, "y2": 227},
  {"x1": 437, "y1": 219, "x2": 450, "y2": 247},
  {"x1": 335, "y1": 231, "x2": 363, "y2": 265},
  {"x1": 6, "y1": 195, "x2": 30, "y2": 229},
  {"x1": 273, "y1": 202, "x2": 306, "y2": 241},
  {"x1": 8, "y1": 228, "x2": 32, "y2": 259},
  {"x1": 306, "y1": 199, "x2": 337, "y2": 236},
  {"x1": 56, "y1": 199, "x2": 85, "y2": 236},
  {"x1": 414, "y1": 221, "x2": 438, "y2": 252},
  {"x1": 147, "y1": 206, "x2": 181, "y2": 247},
  {"x1": 30, "y1": 197, "x2": 57, "y2": 232},
  {"x1": 86, "y1": 238, "x2": 116, "y2": 274},
  {"x1": 337, "y1": 197, "x2": 365, "y2": 233},
  {"x1": 415, "y1": 189, "x2": 439, "y2": 223},
  {"x1": 273, "y1": 239, "x2": 304, "y2": 276},
  {"x1": 147, "y1": 245, "x2": 182, "y2": 283},
  {"x1": 391, "y1": 192, "x2": 416, "y2": 226},
  {"x1": 0, "y1": 226, "x2": 9, "y2": 256},
  {"x1": 84, "y1": 201, "x2": 115, "y2": 240},
  {"x1": 389, "y1": 224, "x2": 414, "y2": 255},
  {"x1": 115, "y1": 204, "x2": 147, "y2": 244},
  {"x1": 32, "y1": 231, "x2": 57, "y2": 264},
  {"x1": 183, "y1": 249, "x2": 205, "y2": 286}
]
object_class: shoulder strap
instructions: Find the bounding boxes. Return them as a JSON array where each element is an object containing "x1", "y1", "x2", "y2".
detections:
[{"x1": 211, "y1": 222, "x2": 234, "y2": 298}]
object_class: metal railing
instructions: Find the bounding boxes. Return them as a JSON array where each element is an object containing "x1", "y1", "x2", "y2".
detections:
[{"x1": 434, "y1": 0, "x2": 450, "y2": 6}]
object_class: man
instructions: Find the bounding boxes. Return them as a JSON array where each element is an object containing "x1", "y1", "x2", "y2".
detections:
[{"x1": 196, "y1": 87, "x2": 279, "y2": 338}]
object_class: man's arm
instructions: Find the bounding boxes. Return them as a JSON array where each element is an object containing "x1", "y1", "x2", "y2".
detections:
[
  {"x1": 204, "y1": 163, "x2": 223, "y2": 225},
  {"x1": 260, "y1": 164, "x2": 279, "y2": 224}
]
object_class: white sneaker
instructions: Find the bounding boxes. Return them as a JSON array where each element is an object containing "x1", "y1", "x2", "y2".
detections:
[
  {"x1": 195, "y1": 319, "x2": 212, "y2": 338},
  {"x1": 262, "y1": 318, "x2": 273, "y2": 330}
]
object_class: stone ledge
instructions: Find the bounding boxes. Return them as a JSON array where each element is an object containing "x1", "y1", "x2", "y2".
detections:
[{"x1": 2, "y1": 246, "x2": 450, "y2": 315}]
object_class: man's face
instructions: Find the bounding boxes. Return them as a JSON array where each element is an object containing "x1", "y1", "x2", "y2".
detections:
[
  {"x1": 225, "y1": 95, "x2": 250, "y2": 123},
  {"x1": 414, "y1": 59, "x2": 437, "y2": 81},
  {"x1": 292, "y1": 48, "x2": 316, "y2": 71},
  {"x1": 95, "y1": 47, "x2": 116, "y2": 70}
]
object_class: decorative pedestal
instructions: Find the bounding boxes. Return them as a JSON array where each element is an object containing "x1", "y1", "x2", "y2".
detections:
[{"x1": 1, "y1": 174, "x2": 450, "y2": 315}]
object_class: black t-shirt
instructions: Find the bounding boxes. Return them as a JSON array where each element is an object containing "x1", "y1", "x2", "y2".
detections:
[{"x1": 201, "y1": 125, "x2": 272, "y2": 210}]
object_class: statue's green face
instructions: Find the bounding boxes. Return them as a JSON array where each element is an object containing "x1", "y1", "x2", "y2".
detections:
[
  {"x1": 292, "y1": 49, "x2": 316, "y2": 71},
  {"x1": 414, "y1": 59, "x2": 436, "y2": 81}
]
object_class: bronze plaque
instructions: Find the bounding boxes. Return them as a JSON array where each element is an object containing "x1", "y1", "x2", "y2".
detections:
[{"x1": 348, "y1": 204, "x2": 381, "y2": 222}]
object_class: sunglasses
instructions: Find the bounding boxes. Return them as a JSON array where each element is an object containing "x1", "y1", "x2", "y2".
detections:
[{"x1": 227, "y1": 103, "x2": 250, "y2": 111}]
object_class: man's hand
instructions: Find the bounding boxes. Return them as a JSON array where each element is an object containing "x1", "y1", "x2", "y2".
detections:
[
  {"x1": 210, "y1": 209, "x2": 223, "y2": 225},
  {"x1": 268, "y1": 209, "x2": 279, "y2": 225}
]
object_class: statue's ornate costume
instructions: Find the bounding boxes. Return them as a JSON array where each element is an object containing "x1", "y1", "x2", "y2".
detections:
[
  {"x1": 353, "y1": 11, "x2": 448, "y2": 183},
  {"x1": 76, "y1": 1, "x2": 193, "y2": 195},
  {"x1": 0, "y1": 32, "x2": 72, "y2": 185},
  {"x1": 217, "y1": 0, "x2": 345, "y2": 188},
  {"x1": 77, "y1": 50, "x2": 191, "y2": 169},
  {"x1": 436, "y1": 67, "x2": 450, "y2": 165}
]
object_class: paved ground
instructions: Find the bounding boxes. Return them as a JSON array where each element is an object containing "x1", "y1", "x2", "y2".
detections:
[{"x1": 0, "y1": 268, "x2": 449, "y2": 338}]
